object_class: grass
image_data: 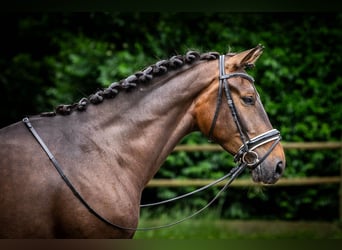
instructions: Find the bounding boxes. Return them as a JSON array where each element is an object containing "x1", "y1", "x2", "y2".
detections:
[{"x1": 134, "y1": 209, "x2": 342, "y2": 239}]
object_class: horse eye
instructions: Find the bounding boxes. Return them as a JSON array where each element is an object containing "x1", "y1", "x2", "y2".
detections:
[{"x1": 242, "y1": 96, "x2": 255, "y2": 105}]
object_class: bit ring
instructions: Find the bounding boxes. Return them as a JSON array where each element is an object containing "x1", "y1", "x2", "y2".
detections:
[{"x1": 242, "y1": 151, "x2": 259, "y2": 168}]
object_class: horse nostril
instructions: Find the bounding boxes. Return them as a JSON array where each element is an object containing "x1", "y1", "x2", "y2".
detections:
[{"x1": 275, "y1": 161, "x2": 283, "y2": 175}]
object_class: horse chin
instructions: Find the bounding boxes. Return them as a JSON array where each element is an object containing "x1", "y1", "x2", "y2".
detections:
[{"x1": 250, "y1": 164, "x2": 281, "y2": 184}]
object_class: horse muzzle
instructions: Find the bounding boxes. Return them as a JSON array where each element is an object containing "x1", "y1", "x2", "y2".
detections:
[
  {"x1": 250, "y1": 156, "x2": 285, "y2": 184},
  {"x1": 234, "y1": 129, "x2": 285, "y2": 184}
]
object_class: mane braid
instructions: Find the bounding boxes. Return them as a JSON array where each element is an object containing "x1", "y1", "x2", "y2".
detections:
[{"x1": 42, "y1": 51, "x2": 220, "y2": 116}]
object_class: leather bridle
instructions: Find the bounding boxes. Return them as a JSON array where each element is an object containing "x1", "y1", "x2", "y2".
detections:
[{"x1": 208, "y1": 55, "x2": 281, "y2": 170}]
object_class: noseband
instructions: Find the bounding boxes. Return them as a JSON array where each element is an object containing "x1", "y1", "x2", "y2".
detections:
[{"x1": 208, "y1": 55, "x2": 281, "y2": 169}]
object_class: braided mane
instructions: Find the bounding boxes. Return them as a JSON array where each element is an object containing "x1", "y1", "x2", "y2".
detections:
[{"x1": 42, "y1": 51, "x2": 220, "y2": 116}]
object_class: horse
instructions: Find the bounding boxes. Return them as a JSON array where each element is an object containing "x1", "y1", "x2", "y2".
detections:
[{"x1": 0, "y1": 45, "x2": 285, "y2": 238}]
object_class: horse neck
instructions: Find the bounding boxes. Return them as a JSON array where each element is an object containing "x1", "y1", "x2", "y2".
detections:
[{"x1": 81, "y1": 61, "x2": 217, "y2": 188}]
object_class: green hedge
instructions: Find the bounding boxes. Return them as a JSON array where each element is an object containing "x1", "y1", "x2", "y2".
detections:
[{"x1": 0, "y1": 13, "x2": 341, "y2": 220}]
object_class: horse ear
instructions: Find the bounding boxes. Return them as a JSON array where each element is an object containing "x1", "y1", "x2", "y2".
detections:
[{"x1": 228, "y1": 44, "x2": 264, "y2": 69}]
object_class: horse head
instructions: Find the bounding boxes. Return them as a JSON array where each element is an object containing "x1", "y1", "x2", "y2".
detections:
[{"x1": 194, "y1": 45, "x2": 286, "y2": 184}]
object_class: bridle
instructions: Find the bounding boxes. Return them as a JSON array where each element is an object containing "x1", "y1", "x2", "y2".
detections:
[
  {"x1": 22, "y1": 54, "x2": 281, "y2": 232},
  {"x1": 208, "y1": 55, "x2": 281, "y2": 170}
]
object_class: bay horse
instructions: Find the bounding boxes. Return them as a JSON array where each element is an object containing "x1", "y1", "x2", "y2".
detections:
[{"x1": 0, "y1": 45, "x2": 285, "y2": 238}]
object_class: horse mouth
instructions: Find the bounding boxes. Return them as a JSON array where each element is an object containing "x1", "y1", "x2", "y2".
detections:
[{"x1": 250, "y1": 163, "x2": 284, "y2": 184}]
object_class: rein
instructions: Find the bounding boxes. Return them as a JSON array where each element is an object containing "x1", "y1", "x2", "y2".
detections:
[
  {"x1": 23, "y1": 117, "x2": 245, "y2": 231},
  {"x1": 22, "y1": 54, "x2": 281, "y2": 232}
]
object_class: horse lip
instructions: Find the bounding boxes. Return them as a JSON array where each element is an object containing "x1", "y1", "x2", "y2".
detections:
[
  {"x1": 251, "y1": 168, "x2": 262, "y2": 183},
  {"x1": 251, "y1": 165, "x2": 281, "y2": 184},
  {"x1": 261, "y1": 177, "x2": 279, "y2": 185}
]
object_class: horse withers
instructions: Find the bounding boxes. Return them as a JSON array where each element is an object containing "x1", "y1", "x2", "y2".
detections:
[{"x1": 0, "y1": 45, "x2": 285, "y2": 238}]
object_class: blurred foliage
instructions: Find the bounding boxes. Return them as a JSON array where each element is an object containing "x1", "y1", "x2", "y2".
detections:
[{"x1": 0, "y1": 13, "x2": 341, "y2": 220}]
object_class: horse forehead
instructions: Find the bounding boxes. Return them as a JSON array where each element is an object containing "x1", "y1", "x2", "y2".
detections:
[{"x1": 230, "y1": 77, "x2": 256, "y2": 94}]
